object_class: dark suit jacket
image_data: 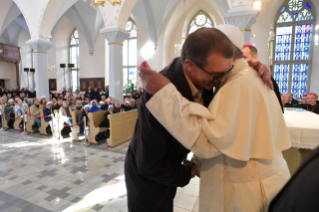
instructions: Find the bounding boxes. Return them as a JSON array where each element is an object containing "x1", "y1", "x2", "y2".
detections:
[
  {"x1": 272, "y1": 77, "x2": 284, "y2": 113},
  {"x1": 100, "y1": 104, "x2": 109, "y2": 111},
  {"x1": 78, "y1": 109, "x2": 89, "y2": 126},
  {"x1": 113, "y1": 107, "x2": 121, "y2": 114},
  {"x1": 124, "y1": 58, "x2": 214, "y2": 210},
  {"x1": 84, "y1": 91, "x2": 92, "y2": 99},
  {"x1": 284, "y1": 98, "x2": 299, "y2": 107},
  {"x1": 269, "y1": 147, "x2": 319, "y2": 212},
  {"x1": 99, "y1": 111, "x2": 111, "y2": 128},
  {"x1": 43, "y1": 107, "x2": 52, "y2": 122}
]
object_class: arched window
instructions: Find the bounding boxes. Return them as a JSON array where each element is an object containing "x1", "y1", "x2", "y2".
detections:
[
  {"x1": 69, "y1": 29, "x2": 80, "y2": 91},
  {"x1": 123, "y1": 18, "x2": 137, "y2": 91},
  {"x1": 188, "y1": 10, "x2": 214, "y2": 35},
  {"x1": 274, "y1": 0, "x2": 316, "y2": 98}
]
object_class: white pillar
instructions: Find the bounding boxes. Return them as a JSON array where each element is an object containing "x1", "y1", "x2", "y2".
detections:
[
  {"x1": 224, "y1": 11, "x2": 258, "y2": 44},
  {"x1": 100, "y1": 26, "x2": 129, "y2": 104},
  {"x1": 26, "y1": 39, "x2": 53, "y2": 99}
]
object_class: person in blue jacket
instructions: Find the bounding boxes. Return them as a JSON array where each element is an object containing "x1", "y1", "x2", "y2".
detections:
[{"x1": 89, "y1": 100, "x2": 101, "y2": 113}]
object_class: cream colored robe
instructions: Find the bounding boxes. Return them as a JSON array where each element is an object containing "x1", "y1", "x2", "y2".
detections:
[{"x1": 146, "y1": 59, "x2": 291, "y2": 212}]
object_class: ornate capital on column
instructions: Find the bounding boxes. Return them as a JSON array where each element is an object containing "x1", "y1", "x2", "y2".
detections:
[
  {"x1": 26, "y1": 38, "x2": 53, "y2": 53},
  {"x1": 224, "y1": 10, "x2": 258, "y2": 31},
  {"x1": 100, "y1": 26, "x2": 130, "y2": 44}
]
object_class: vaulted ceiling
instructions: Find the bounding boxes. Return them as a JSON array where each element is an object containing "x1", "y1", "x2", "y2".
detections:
[{"x1": 0, "y1": 0, "x2": 258, "y2": 49}]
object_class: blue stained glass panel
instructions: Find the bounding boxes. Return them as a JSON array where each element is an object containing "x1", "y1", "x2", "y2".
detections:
[
  {"x1": 291, "y1": 63, "x2": 309, "y2": 98},
  {"x1": 274, "y1": 64, "x2": 290, "y2": 94},
  {"x1": 280, "y1": 6, "x2": 286, "y2": 14},
  {"x1": 296, "y1": 9, "x2": 313, "y2": 21},
  {"x1": 278, "y1": 11, "x2": 293, "y2": 23},
  {"x1": 275, "y1": 26, "x2": 293, "y2": 61},
  {"x1": 293, "y1": 24, "x2": 313, "y2": 60},
  {"x1": 306, "y1": 2, "x2": 311, "y2": 9},
  {"x1": 293, "y1": 13, "x2": 298, "y2": 19}
]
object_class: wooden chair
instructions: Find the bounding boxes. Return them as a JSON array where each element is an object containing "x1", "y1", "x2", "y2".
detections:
[
  {"x1": 26, "y1": 107, "x2": 36, "y2": 134},
  {"x1": 87, "y1": 110, "x2": 109, "y2": 145},
  {"x1": 39, "y1": 107, "x2": 50, "y2": 136},
  {"x1": 107, "y1": 110, "x2": 138, "y2": 147},
  {"x1": 14, "y1": 112, "x2": 23, "y2": 131},
  {"x1": 1, "y1": 104, "x2": 9, "y2": 130},
  {"x1": 71, "y1": 110, "x2": 81, "y2": 142}
]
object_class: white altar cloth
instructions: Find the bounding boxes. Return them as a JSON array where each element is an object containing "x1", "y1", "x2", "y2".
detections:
[{"x1": 283, "y1": 109, "x2": 319, "y2": 150}]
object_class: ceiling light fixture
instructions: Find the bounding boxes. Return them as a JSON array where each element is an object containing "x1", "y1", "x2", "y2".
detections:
[
  {"x1": 253, "y1": 0, "x2": 262, "y2": 10},
  {"x1": 90, "y1": 0, "x2": 122, "y2": 7}
]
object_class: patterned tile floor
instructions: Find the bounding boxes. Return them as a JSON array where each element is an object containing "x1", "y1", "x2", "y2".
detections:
[{"x1": 0, "y1": 130, "x2": 199, "y2": 212}]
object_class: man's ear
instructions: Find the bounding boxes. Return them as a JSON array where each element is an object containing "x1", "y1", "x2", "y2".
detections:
[
  {"x1": 254, "y1": 54, "x2": 259, "y2": 62},
  {"x1": 184, "y1": 59, "x2": 195, "y2": 73}
]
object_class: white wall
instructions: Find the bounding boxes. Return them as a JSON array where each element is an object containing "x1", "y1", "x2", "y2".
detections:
[
  {"x1": 18, "y1": 28, "x2": 32, "y2": 90},
  {"x1": 0, "y1": 61, "x2": 17, "y2": 89},
  {"x1": 252, "y1": 0, "x2": 319, "y2": 94},
  {"x1": 45, "y1": 15, "x2": 107, "y2": 92},
  {"x1": 79, "y1": 32, "x2": 106, "y2": 79}
]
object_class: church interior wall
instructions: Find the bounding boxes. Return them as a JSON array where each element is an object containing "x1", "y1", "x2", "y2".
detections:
[
  {"x1": 162, "y1": 0, "x2": 226, "y2": 69},
  {"x1": 79, "y1": 32, "x2": 106, "y2": 80},
  {"x1": 0, "y1": 61, "x2": 17, "y2": 90},
  {"x1": 18, "y1": 28, "x2": 32, "y2": 91}
]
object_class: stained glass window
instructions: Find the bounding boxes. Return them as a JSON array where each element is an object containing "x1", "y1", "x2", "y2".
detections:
[
  {"x1": 275, "y1": 26, "x2": 293, "y2": 61},
  {"x1": 274, "y1": 64, "x2": 290, "y2": 94},
  {"x1": 293, "y1": 24, "x2": 312, "y2": 60},
  {"x1": 69, "y1": 29, "x2": 80, "y2": 92},
  {"x1": 291, "y1": 63, "x2": 308, "y2": 97},
  {"x1": 123, "y1": 18, "x2": 137, "y2": 90},
  {"x1": 274, "y1": 0, "x2": 315, "y2": 98},
  {"x1": 278, "y1": 11, "x2": 293, "y2": 23},
  {"x1": 288, "y1": 0, "x2": 303, "y2": 11},
  {"x1": 295, "y1": 9, "x2": 313, "y2": 21},
  {"x1": 188, "y1": 11, "x2": 214, "y2": 35}
]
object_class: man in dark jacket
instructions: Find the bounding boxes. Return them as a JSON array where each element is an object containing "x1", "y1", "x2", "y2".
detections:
[
  {"x1": 284, "y1": 93, "x2": 299, "y2": 107},
  {"x1": 43, "y1": 101, "x2": 53, "y2": 133},
  {"x1": 84, "y1": 87, "x2": 92, "y2": 99},
  {"x1": 113, "y1": 101, "x2": 121, "y2": 114},
  {"x1": 242, "y1": 44, "x2": 284, "y2": 112},
  {"x1": 78, "y1": 105, "x2": 90, "y2": 134},
  {"x1": 4, "y1": 99, "x2": 15, "y2": 127},
  {"x1": 91, "y1": 87, "x2": 100, "y2": 101}
]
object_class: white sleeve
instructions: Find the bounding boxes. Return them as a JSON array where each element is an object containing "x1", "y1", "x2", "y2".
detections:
[{"x1": 146, "y1": 83, "x2": 221, "y2": 159}]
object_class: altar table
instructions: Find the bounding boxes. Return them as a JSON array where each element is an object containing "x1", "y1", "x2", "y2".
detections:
[{"x1": 282, "y1": 108, "x2": 319, "y2": 175}]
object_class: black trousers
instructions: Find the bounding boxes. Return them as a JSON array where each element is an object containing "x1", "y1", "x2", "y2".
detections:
[{"x1": 127, "y1": 198, "x2": 173, "y2": 212}]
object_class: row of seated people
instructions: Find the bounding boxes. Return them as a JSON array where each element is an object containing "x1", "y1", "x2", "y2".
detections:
[
  {"x1": 0, "y1": 96, "x2": 137, "y2": 146},
  {"x1": 281, "y1": 92, "x2": 319, "y2": 114},
  {"x1": 54, "y1": 86, "x2": 144, "y2": 103},
  {"x1": 0, "y1": 86, "x2": 32, "y2": 99}
]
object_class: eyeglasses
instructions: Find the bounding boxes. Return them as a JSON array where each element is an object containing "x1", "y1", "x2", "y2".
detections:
[{"x1": 194, "y1": 62, "x2": 234, "y2": 82}]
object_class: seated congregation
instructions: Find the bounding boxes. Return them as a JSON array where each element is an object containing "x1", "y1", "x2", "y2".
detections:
[
  {"x1": 281, "y1": 92, "x2": 319, "y2": 114},
  {"x1": 0, "y1": 85, "x2": 140, "y2": 147}
]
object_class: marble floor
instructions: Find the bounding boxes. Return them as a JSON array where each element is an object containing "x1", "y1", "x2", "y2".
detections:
[{"x1": 0, "y1": 129, "x2": 200, "y2": 212}]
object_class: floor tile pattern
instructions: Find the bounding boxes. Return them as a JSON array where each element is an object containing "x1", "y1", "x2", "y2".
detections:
[{"x1": 0, "y1": 130, "x2": 199, "y2": 212}]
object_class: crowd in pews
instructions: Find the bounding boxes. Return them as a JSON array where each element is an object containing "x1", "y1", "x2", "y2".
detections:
[
  {"x1": 0, "y1": 85, "x2": 141, "y2": 147},
  {"x1": 281, "y1": 92, "x2": 319, "y2": 114}
]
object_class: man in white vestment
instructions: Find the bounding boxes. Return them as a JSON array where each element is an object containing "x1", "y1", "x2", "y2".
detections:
[{"x1": 138, "y1": 25, "x2": 291, "y2": 212}]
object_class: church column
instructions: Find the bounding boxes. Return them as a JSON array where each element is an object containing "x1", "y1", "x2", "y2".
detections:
[
  {"x1": 26, "y1": 39, "x2": 53, "y2": 99},
  {"x1": 224, "y1": 11, "x2": 258, "y2": 44},
  {"x1": 101, "y1": 26, "x2": 130, "y2": 103}
]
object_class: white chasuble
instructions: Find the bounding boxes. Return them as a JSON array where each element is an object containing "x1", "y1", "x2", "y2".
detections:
[{"x1": 146, "y1": 59, "x2": 291, "y2": 212}]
